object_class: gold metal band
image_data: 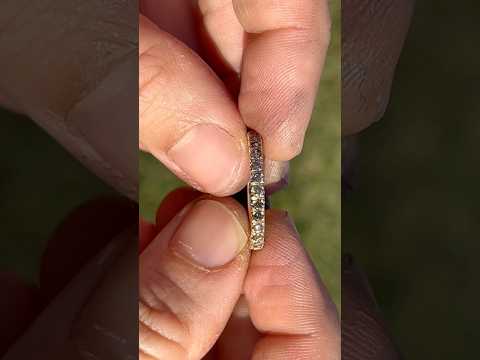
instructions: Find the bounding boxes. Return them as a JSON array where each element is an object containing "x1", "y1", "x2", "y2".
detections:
[{"x1": 247, "y1": 130, "x2": 265, "y2": 250}]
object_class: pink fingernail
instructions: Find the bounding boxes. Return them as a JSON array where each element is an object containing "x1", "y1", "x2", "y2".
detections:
[
  {"x1": 167, "y1": 124, "x2": 242, "y2": 195},
  {"x1": 171, "y1": 200, "x2": 247, "y2": 268}
]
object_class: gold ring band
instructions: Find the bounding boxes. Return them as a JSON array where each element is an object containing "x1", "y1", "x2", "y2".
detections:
[{"x1": 247, "y1": 130, "x2": 265, "y2": 250}]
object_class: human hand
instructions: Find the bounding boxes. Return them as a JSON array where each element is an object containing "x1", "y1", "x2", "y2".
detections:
[
  {"x1": 139, "y1": 0, "x2": 331, "y2": 196},
  {"x1": 1, "y1": 188, "x2": 339, "y2": 360},
  {"x1": 139, "y1": 187, "x2": 340, "y2": 359},
  {"x1": 0, "y1": 0, "x2": 330, "y2": 199},
  {"x1": 342, "y1": 0, "x2": 414, "y2": 136},
  {"x1": 1, "y1": 197, "x2": 138, "y2": 359},
  {"x1": 341, "y1": 1, "x2": 415, "y2": 359},
  {"x1": 0, "y1": 0, "x2": 137, "y2": 198},
  {"x1": 342, "y1": 255, "x2": 403, "y2": 360}
]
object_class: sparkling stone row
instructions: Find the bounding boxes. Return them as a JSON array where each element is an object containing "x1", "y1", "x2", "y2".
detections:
[
  {"x1": 248, "y1": 131, "x2": 264, "y2": 182},
  {"x1": 247, "y1": 130, "x2": 265, "y2": 250},
  {"x1": 249, "y1": 186, "x2": 265, "y2": 249}
]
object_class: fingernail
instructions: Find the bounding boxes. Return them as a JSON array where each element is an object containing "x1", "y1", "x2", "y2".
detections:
[
  {"x1": 171, "y1": 199, "x2": 247, "y2": 268},
  {"x1": 167, "y1": 124, "x2": 242, "y2": 194}
]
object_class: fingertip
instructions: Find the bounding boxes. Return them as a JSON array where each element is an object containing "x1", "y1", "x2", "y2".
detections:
[
  {"x1": 239, "y1": 72, "x2": 313, "y2": 161},
  {"x1": 139, "y1": 196, "x2": 251, "y2": 359},
  {"x1": 236, "y1": 0, "x2": 329, "y2": 162},
  {"x1": 170, "y1": 197, "x2": 249, "y2": 269},
  {"x1": 264, "y1": 131, "x2": 305, "y2": 161},
  {"x1": 245, "y1": 209, "x2": 339, "y2": 338},
  {"x1": 139, "y1": 19, "x2": 250, "y2": 196},
  {"x1": 239, "y1": 96, "x2": 308, "y2": 161},
  {"x1": 166, "y1": 125, "x2": 241, "y2": 195},
  {"x1": 210, "y1": 196, "x2": 250, "y2": 237},
  {"x1": 248, "y1": 209, "x2": 303, "y2": 269},
  {"x1": 203, "y1": 128, "x2": 250, "y2": 197},
  {"x1": 155, "y1": 187, "x2": 202, "y2": 232}
]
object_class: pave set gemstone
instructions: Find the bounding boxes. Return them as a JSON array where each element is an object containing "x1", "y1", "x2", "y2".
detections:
[{"x1": 247, "y1": 130, "x2": 265, "y2": 250}]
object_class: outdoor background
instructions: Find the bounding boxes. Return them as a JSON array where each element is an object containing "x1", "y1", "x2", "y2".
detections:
[
  {"x1": 140, "y1": 1, "x2": 341, "y2": 306},
  {"x1": 0, "y1": 2, "x2": 340, "y2": 306},
  {"x1": 343, "y1": 1, "x2": 480, "y2": 358}
]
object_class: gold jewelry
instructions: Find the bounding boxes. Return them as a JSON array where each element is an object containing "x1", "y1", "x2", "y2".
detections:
[{"x1": 247, "y1": 130, "x2": 265, "y2": 250}]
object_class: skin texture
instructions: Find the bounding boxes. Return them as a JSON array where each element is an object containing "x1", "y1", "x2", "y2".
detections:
[
  {"x1": 0, "y1": 0, "x2": 416, "y2": 358},
  {"x1": 0, "y1": 0, "x2": 329, "y2": 198},
  {"x1": 342, "y1": 0, "x2": 415, "y2": 136},
  {"x1": 139, "y1": 0, "x2": 330, "y2": 196},
  {"x1": 0, "y1": 189, "x2": 340, "y2": 359},
  {"x1": 341, "y1": 1, "x2": 415, "y2": 359},
  {"x1": 137, "y1": 9, "x2": 336, "y2": 357},
  {"x1": 139, "y1": 188, "x2": 340, "y2": 360},
  {"x1": 1, "y1": 1, "x2": 333, "y2": 358}
]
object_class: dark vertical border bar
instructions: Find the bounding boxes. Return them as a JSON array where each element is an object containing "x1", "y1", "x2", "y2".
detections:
[
  {"x1": 342, "y1": 0, "x2": 480, "y2": 359},
  {"x1": 0, "y1": 1, "x2": 139, "y2": 358}
]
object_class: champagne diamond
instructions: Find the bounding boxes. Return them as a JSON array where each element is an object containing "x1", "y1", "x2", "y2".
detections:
[
  {"x1": 251, "y1": 171, "x2": 263, "y2": 183},
  {"x1": 250, "y1": 184, "x2": 264, "y2": 196},
  {"x1": 247, "y1": 130, "x2": 265, "y2": 251},
  {"x1": 252, "y1": 210, "x2": 263, "y2": 221},
  {"x1": 252, "y1": 223, "x2": 264, "y2": 233}
]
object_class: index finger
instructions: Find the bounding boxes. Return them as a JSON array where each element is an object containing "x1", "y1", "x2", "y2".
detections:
[
  {"x1": 234, "y1": 0, "x2": 331, "y2": 160},
  {"x1": 244, "y1": 210, "x2": 340, "y2": 359}
]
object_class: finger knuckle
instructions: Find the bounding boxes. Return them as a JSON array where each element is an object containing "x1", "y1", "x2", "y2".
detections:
[
  {"x1": 139, "y1": 300, "x2": 188, "y2": 360},
  {"x1": 139, "y1": 46, "x2": 172, "y2": 120},
  {"x1": 139, "y1": 266, "x2": 193, "y2": 347}
]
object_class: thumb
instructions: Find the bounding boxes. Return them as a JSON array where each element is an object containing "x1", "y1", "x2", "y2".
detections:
[
  {"x1": 139, "y1": 197, "x2": 250, "y2": 359},
  {"x1": 0, "y1": 1, "x2": 137, "y2": 199}
]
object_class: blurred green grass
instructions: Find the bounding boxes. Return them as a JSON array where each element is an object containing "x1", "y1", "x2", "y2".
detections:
[{"x1": 140, "y1": 2, "x2": 340, "y2": 305}]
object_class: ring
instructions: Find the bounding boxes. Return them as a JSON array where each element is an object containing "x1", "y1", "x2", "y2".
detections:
[{"x1": 247, "y1": 130, "x2": 265, "y2": 250}]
